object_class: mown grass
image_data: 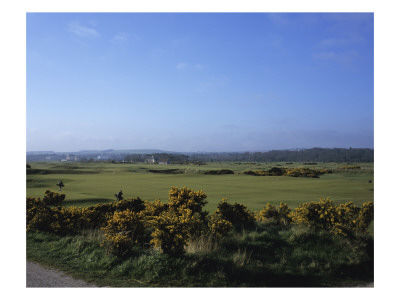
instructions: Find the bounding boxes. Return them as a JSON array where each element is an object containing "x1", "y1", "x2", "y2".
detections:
[
  {"x1": 26, "y1": 224, "x2": 373, "y2": 287},
  {"x1": 26, "y1": 162, "x2": 374, "y2": 211}
]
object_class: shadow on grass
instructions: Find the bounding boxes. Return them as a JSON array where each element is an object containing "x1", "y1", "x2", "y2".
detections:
[
  {"x1": 27, "y1": 169, "x2": 100, "y2": 175},
  {"x1": 64, "y1": 198, "x2": 114, "y2": 207}
]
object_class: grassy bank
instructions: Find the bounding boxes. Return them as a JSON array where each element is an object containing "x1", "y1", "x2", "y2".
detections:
[{"x1": 26, "y1": 223, "x2": 373, "y2": 287}]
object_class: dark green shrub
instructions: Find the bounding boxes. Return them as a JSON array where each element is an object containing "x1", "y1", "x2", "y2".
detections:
[
  {"x1": 267, "y1": 167, "x2": 286, "y2": 176},
  {"x1": 113, "y1": 197, "x2": 146, "y2": 212},
  {"x1": 26, "y1": 191, "x2": 66, "y2": 233},
  {"x1": 42, "y1": 190, "x2": 65, "y2": 207},
  {"x1": 204, "y1": 169, "x2": 234, "y2": 175},
  {"x1": 214, "y1": 199, "x2": 255, "y2": 229},
  {"x1": 257, "y1": 202, "x2": 292, "y2": 226}
]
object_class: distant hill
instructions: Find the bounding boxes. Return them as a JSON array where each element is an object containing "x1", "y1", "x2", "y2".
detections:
[
  {"x1": 26, "y1": 149, "x2": 176, "y2": 162},
  {"x1": 75, "y1": 149, "x2": 170, "y2": 155}
]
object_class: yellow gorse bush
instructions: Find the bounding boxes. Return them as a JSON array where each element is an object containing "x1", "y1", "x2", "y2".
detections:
[
  {"x1": 27, "y1": 188, "x2": 374, "y2": 258},
  {"x1": 101, "y1": 209, "x2": 146, "y2": 256},
  {"x1": 340, "y1": 165, "x2": 361, "y2": 170},
  {"x1": 148, "y1": 207, "x2": 205, "y2": 255},
  {"x1": 142, "y1": 199, "x2": 169, "y2": 218},
  {"x1": 289, "y1": 198, "x2": 373, "y2": 236},
  {"x1": 284, "y1": 167, "x2": 325, "y2": 178},
  {"x1": 257, "y1": 203, "x2": 279, "y2": 222},
  {"x1": 208, "y1": 213, "x2": 233, "y2": 238},
  {"x1": 257, "y1": 202, "x2": 292, "y2": 225},
  {"x1": 168, "y1": 186, "x2": 208, "y2": 215},
  {"x1": 213, "y1": 198, "x2": 255, "y2": 228},
  {"x1": 26, "y1": 191, "x2": 68, "y2": 233},
  {"x1": 146, "y1": 187, "x2": 209, "y2": 255}
]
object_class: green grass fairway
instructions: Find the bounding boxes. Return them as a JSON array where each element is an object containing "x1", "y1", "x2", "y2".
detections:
[{"x1": 26, "y1": 162, "x2": 374, "y2": 211}]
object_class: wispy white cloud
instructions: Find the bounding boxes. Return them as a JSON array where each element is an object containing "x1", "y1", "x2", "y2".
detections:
[
  {"x1": 67, "y1": 21, "x2": 99, "y2": 37},
  {"x1": 111, "y1": 32, "x2": 129, "y2": 44}
]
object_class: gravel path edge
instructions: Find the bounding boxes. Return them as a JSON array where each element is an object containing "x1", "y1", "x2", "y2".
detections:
[{"x1": 26, "y1": 260, "x2": 98, "y2": 288}]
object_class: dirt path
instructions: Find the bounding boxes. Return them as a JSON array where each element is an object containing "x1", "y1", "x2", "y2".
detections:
[{"x1": 26, "y1": 261, "x2": 97, "y2": 287}]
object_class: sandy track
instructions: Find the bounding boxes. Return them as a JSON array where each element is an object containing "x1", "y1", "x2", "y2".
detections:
[{"x1": 26, "y1": 261, "x2": 97, "y2": 288}]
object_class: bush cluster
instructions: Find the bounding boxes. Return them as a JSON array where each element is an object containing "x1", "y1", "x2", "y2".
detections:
[
  {"x1": 101, "y1": 210, "x2": 147, "y2": 257},
  {"x1": 243, "y1": 167, "x2": 331, "y2": 178},
  {"x1": 26, "y1": 190, "x2": 145, "y2": 235},
  {"x1": 211, "y1": 198, "x2": 255, "y2": 229},
  {"x1": 204, "y1": 169, "x2": 234, "y2": 175},
  {"x1": 257, "y1": 202, "x2": 292, "y2": 226},
  {"x1": 146, "y1": 187, "x2": 209, "y2": 255},
  {"x1": 289, "y1": 198, "x2": 373, "y2": 236},
  {"x1": 27, "y1": 188, "x2": 373, "y2": 259},
  {"x1": 340, "y1": 165, "x2": 361, "y2": 170},
  {"x1": 284, "y1": 167, "x2": 331, "y2": 178}
]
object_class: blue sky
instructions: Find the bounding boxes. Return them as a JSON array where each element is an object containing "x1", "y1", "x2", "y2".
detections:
[{"x1": 26, "y1": 13, "x2": 374, "y2": 152}]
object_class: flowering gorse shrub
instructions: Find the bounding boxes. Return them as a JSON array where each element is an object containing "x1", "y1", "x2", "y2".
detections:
[
  {"x1": 26, "y1": 196, "x2": 55, "y2": 233},
  {"x1": 51, "y1": 207, "x2": 84, "y2": 235},
  {"x1": 289, "y1": 198, "x2": 374, "y2": 236},
  {"x1": 355, "y1": 201, "x2": 374, "y2": 232},
  {"x1": 42, "y1": 190, "x2": 66, "y2": 207},
  {"x1": 80, "y1": 204, "x2": 114, "y2": 230},
  {"x1": 290, "y1": 197, "x2": 338, "y2": 230},
  {"x1": 145, "y1": 187, "x2": 209, "y2": 255},
  {"x1": 284, "y1": 168, "x2": 324, "y2": 178},
  {"x1": 148, "y1": 207, "x2": 205, "y2": 255},
  {"x1": 27, "y1": 191, "x2": 146, "y2": 235},
  {"x1": 243, "y1": 167, "x2": 330, "y2": 178},
  {"x1": 208, "y1": 213, "x2": 233, "y2": 237},
  {"x1": 80, "y1": 197, "x2": 145, "y2": 230},
  {"x1": 340, "y1": 165, "x2": 361, "y2": 170},
  {"x1": 27, "y1": 188, "x2": 373, "y2": 259},
  {"x1": 167, "y1": 186, "x2": 208, "y2": 218},
  {"x1": 258, "y1": 202, "x2": 292, "y2": 226},
  {"x1": 141, "y1": 199, "x2": 169, "y2": 220},
  {"x1": 26, "y1": 191, "x2": 66, "y2": 233},
  {"x1": 113, "y1": 197, "x2": 145, "y2": 212},
  {"x1": 257, "y1": 203, "x2": 279, "y2": 222},
  {"x1": 213, "y1": 198, "x2": 255, "y2": 229},
  {"x1": 101, "y1": 210, "x2": 146, "y2": 257}
]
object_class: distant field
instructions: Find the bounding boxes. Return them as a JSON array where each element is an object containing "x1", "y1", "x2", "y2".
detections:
[{"x1": 26, "y1": 161, "x2": 374, "y2": 211}]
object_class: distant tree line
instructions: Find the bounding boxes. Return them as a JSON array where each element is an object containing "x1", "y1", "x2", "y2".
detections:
[
  {"x1": 187, "y1": 148, "x2": 373, "y2": 163},
  {"x1": 125, "y1": 148, "x2": 373, "y2": 163}
]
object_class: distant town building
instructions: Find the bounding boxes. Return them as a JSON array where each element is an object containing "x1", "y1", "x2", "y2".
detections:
[
  {"x1": 61, "y1": 154, "x2": 78, "y2": 162},
  {"x1": 145, "y1": 156, "x2": 156, "y2": 164},
  {"x1": 158, "y1": 159, "x2": 170, "y2": 165}
]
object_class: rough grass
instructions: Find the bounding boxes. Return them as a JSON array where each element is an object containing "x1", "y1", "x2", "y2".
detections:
[{"x1": 26, "y1": 223, "x2": 373, "y2": 287}]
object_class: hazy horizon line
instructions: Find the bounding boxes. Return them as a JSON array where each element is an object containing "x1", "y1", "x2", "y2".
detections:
[{"x1": 26, "y1": 146, "x2": 374, "y2": 154}]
